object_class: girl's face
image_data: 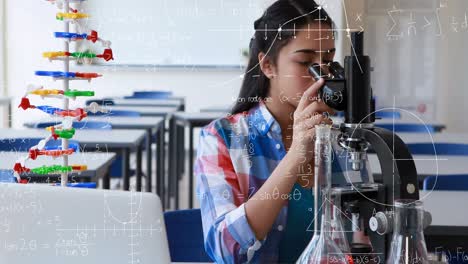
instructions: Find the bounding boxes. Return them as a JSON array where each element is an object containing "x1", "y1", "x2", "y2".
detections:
[{"x1": 265, "y1": 23, "x2": 335, "y2": 109}]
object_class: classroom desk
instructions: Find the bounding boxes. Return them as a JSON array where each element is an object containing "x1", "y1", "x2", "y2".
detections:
[
  {"x1": 104, "y1": 106, "x2": 179, "y2": 117},
  {"x1": 0, "y1": 97, "x2": 12, "y2": 128},
  {"x1": 108, "y1": 98, "x2": 183, "y2": 108},
  {"x1": 376, "y1": 120, "x2": 446, "y2": 132},
  {"x1": 100, "y1": 105, "x2": 178, "y2": 177},
  {"x1": 399, "y1": 132, "x2": 468, "y2": 144},
  {"x1": 0, "y1": 151, "x2": 116, "y2": 184},
  {"x1": 107, "y1": 95, "x2": 186, "y2": 110},
  {"x1": 24, "y1": 117, "x2": 166, "y2": 195},
  {"x1": 422, "y1": 191, "x2": 468, "y2": 253},
  {"x1": 331, "y1": 117, "x2": 446, "y2": 132},
  {"x1": 84, "y1": 116, "x2": 167, "y2": 203},
  {"x1": 169, "y1": 112, "x2": 227, "y2": 209},
  {"x1": 200, "y1": 105, "x2": 230, "y2": 113},
  {"x1": 368, "y1": 154, "x2": 468, "y2": 181},
  {"x1": 0, "y1": 128, "x2": 146, "y2": 191}
]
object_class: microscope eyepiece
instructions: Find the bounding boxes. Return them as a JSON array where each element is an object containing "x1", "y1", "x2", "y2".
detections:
[
  {"x1": 329, "y1": 61, "x2": 345, "y2": 79},
  {"x1": 308, "y1": 62, "x2": 346, "y2": 111},
  {"x1": 308, "y1": 63, "x2": 329, "y2": 80}
]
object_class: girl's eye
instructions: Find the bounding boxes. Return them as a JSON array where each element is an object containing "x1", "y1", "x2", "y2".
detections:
[{"x1": 298, "y1": 61, "x2": 310, "y2": 66}]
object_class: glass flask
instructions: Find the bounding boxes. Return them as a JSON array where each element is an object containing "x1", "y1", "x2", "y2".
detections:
[
  {"x1": 387, "y1": 199, "x2": 429, "y2": 264},
  {"x1": 296, "y1": 125, "x2": 351, "y2": 264}
]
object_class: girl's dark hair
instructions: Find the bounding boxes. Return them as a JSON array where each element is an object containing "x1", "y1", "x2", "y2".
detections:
[{"x1": 231, "y1": 0, "x2": 334, "y2": 115}]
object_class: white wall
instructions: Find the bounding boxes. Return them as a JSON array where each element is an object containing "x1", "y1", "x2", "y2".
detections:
[
  {"x1": 436, "y1": 1, "x2": 468, "y2": 132},
  {"x1": 347, "y1": 0, "x2": 468, "y2": 133},
  {"x1": 0, "y1": 0, "x2": 7, "y2": 127},
  {"x1": 4, "y1": 0, "x2": 346, "y2": 129},
  {"x1": 5, "y1": 0, "x2": 242, "y2": 128},
  {"x1": 5, "y1": 0, "x2": 468, "y2": 132}
]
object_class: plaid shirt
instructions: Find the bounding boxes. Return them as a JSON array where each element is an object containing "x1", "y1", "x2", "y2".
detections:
[{"x1": 195, "y1": 100, "x2": 369, "y2": 263}]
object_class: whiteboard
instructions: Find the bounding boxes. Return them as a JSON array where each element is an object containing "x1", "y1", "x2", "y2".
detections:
[{"x1": 79, "y1": 0, "x2": 267, "y2": 67}]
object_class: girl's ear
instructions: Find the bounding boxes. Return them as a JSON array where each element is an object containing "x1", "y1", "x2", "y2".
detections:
[{"x1": 258, "y1": 52, "x2": 276, "y2": 79}]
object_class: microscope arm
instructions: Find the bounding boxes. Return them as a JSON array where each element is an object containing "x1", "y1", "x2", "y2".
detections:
[{"x1": 347, "y1": 126, "x2": 420, "y2": 202}]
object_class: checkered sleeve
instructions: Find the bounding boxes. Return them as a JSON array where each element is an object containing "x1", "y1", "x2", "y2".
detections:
[{"x1": 195, "y1": 123, "x2": 265, "y2": 263}]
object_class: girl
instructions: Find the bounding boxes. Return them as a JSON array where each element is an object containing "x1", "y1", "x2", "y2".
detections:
[{"x1": 195, "y1": 0, "x2": 339, "y2": 263}]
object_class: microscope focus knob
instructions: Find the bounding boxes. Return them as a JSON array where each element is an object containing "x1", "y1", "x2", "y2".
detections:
[
  {"x1": 424, "y1": 211, "x2": 432, "y2": 229},
  {"x1": 369, "y1": 211, "x2": 393, "y2": 235}
]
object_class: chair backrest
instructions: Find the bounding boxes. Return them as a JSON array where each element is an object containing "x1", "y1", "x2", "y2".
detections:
[
  {"x1": 423, "y1": 175, "x2": 468, "y2": 191},
  {"x1": 0, "y1": 170, "x2": 15, "y2": 183},
  {"x1": 87, "y1": 110, "x2": 141, "y2": 117},
  {"x1": 124, "y1": 95, "x2": 170, "y2": 100},
  {"x1": 35, "y1": 121, "x2": 112, "y2": 130},
  {"x1": 0, "y1": 138, "x2": 80, "y2": 152},
  {"x1": 54, "y1": 182, "x2": 97, "y2": 188},
  {"x1": 130, "y1": 91, "x2": 173, "y2": 99},
  {"x1": 376, "y1": 124, "x2": 435, "y2": 133},
  {"x1": 164, "y1": 209, "x2": 212, "y2": 262},
  {"x1": 407, "y1": 143, "x2": 468, "y2": 156},
  {"x1": 375, "y1": 111, "x2": 401, "y2": 119}
]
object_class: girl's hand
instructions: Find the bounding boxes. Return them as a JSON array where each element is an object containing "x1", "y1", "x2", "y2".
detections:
[{"x1": 290, "y1": 79, "x2": 334, "y2": 163}]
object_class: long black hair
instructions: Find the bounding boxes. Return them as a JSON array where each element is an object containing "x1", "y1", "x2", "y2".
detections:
[{"x1": 231, "y1": 0, "x2": 334, "y2": 115}]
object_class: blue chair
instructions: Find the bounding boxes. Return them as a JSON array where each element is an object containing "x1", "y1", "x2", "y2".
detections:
[
  {"x1": 164, "y1": 209, "x2": 212, "y2": 262},
  {"x1": 124, "y1": 92, "x2": 185, "y2": 111},
  {"x1": 35, "y1": 121, "x2": 111, "y2": 130},
  {"x1": 0, "y1": 170, "x2": 16, "y2": 183},
  {"x1": 423, "y1": 175, "x2": 468, "y2": 191},
  {"x1": 0, "y1": 137, "x2": 80, "y2": 152},
  {"x1": 407, "y1": 143, "x2": 468, "y2": 156},
  {"x1": 375, "y1": 111, "x2": 401, "y2": 119},
  {"x1": 376, "y1": 124, "x2": 435, "y2": 133},
  {"x1": 126, "y1": 90, "x2": 173, "y2": 99},
  {"x1": 134, "y1": 91, "x2": 172, "y2": 97},
  {"x1": 55, "y1": 182, "x2": 97, "y2": 188},
  {"x1": 414, "y1": 143, "x2": 468, "y2": 192},
  {"x1": 87, "y1": 110, "x2": 141, "y2": 117}
]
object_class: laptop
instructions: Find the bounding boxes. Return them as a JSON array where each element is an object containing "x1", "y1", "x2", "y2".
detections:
[{"x1": 0, "y1": 183, "x2": 171, "y2": 264}]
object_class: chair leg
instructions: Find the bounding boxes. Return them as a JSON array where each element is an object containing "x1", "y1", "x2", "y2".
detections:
[
  {"x1": 168, "y1": 117, "x2": 177, "y2": 209},
  {"x1": 146, "y1": 129, "x2": 152, "y2": 193},
  {"x1": 122, "y1": 148, "x2": 130, "y2": 191},
  {"x1": 103, "y1": 172, "x2": 110, "y2": 189},
  {"x1": 136, "y1": 145, "x2": 142, "y2": 192},
  {"x1": 189, "y1": 125, "x2": 194, "y2": 209}
]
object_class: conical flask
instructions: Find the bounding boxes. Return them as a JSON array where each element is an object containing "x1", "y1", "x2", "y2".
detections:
[
  {"x1": 296, "y1": 125, "x2": 351, "y2": 264},
  {"x1": 387, "y1": 199, "x2": 429, "y2": 264}
]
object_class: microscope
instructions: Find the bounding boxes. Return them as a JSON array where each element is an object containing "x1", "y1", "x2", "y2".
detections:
[{"x1": 308, "y1": 32, "x2": 428, "y2": 262}]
